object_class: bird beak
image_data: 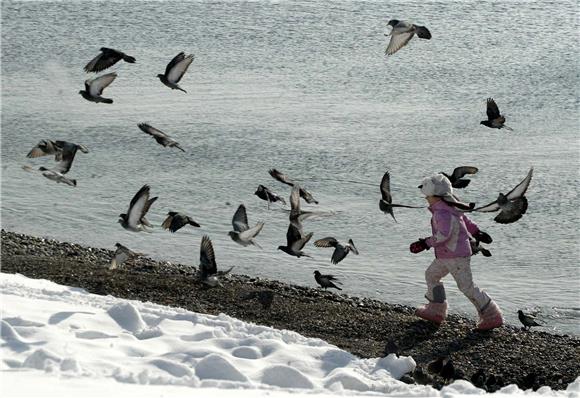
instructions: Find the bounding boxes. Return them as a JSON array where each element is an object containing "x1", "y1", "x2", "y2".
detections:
[{"x1": 417, "y1": 185, "x2": 423, "y2": 189}]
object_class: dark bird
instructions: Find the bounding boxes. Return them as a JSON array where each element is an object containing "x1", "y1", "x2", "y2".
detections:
[
  {"x1": 269, "y1": 168, "x2": 318, "y2": 204},
  {"x1": 313, "y1": 270, "x2": 342, "y2": 291},
  {"x1": 288, "y1": 184, "x2": 329, "y2": 226},
  {"x1": 118, "y1": 185, "x2": 158, "y2": 232},
  {"x1": 471, "y1": 369, "x2": 486, "y2": 389},
  {"x1": 412, "y1": 366, "x2": 433, "y2": 385},
  {"x1": 518, "y1": 310, "x2": 542, "y2": 330},
  {"x1": 110, "y1": 243, "x2": 141, "y2": 269},
  {"x1": 480, "y1": 98, "x2": 512, "y2": 130},
  {"x1": 157, "y1": 52, "x2": 194, "y2": 93},
  {"x1": 84, "y1": 47, "x2": 136, "y2": 73},
  {"x1": 441, "y1": 166, "x2": 479, "y2": 189},
  {"x1": 385, "y1": 20, "x2": 431, "y2": 55},
  {"x1": 278, "y1": 221, "x2": 313, "y2": 258},
  {"x1": 427, "y1": 357, "x2": 445, "y2": 375},
  {"x1": 241, "y1": 290, "x2": 275, "y2": 310},
  {"x1": 228, "y1": 204, "x2": 264, "y2": 248},
  {"x1": 198, "y1": 235, "x2": 233, "y2": 287},
  {"x1": 23, "y1": 165, "x2": 77, "y2": 186},
  {"x1": 440, "y1": 358, "x2": 456, "y2": 383},
  {"x1": 314, "y1": 237, "x2": 359, "y2": 265},
  {"x1": 161, "y1": 212, "x2": 200, "y2": 232},
  {"x1": 470, "y1": 239, "x2": 492, "y2": 257},
  {"x1": 383, "y1": 340, "x2": 399, "y2": 356},
  {"x1": 138, "y1": 123, "x2": 185, "y2": 152},
  {"x1": 379, "y1": 171, "x2": 423, "y2": 222},
  {"x1": 79, "y1": 72, "x2": 117, "y2": 104},
  {"x1": 254, "y1": 185, "x2": 286, "y2": 208},
  {"x1": 472, "y1": 167, "x2": 533, "y2": 224}
]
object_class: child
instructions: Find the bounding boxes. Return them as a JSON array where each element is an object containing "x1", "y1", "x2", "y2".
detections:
[{"x1": 409, "y1": 174, "x2": 503, "y2": 330}]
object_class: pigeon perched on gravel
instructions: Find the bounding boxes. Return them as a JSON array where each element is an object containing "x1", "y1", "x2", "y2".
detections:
[
  {"x1": 79, "y1": 72, "x2": 117, "y2": 104},
  {"x1": 138, "y1": 123, "x2": 185, "y2": 152},
  {"x1": 199, "y1": 235, "x2": 233, "y2": 287},
  {"x1": 228, "y1": 204, "x2": 264, "y2": 248},
  {"x1": 441, "y1": 166, "x2": 479, "y2": 189},
  {"x1": 161, "y1": 212, "x2": 200, "y2": 232},
  {"x1": 384, "y1": 19, "x2": 431, "y2": 55},
  {"x1": 314, "y1": 237, "x2": 359, "y2": 265},
  {"x1": 269, "y1": 168, "x2": 319, "y2": 204},
  {"x1": 379, "y1": 171, "x2": 423, "y2": 222},
  {"x1": 278, "y1": 221, "x2": 313, "y2": 258},
  {"x1": 472, "y1": 167, "x2": 533, "y2": 224},
  {"x1": 22, "y1": 165, "x2": 77, "y2": 187},
  {"x1": 110, "y1": 243, "x2": 141, "y2": 269},
  {"x1": 84, "y1": 48, "x2": 136, "y2": 73},
  {"x1": 157, "y1": 52, "x2": 194, "y2": 93},
  {"x1": 518, "y1": 310, "x2": 542, "y2": 330},
  {"x1": 118, "y1": 185, "x2": 158, "y2": 232},
  {"x1": 313, "y1": 270, "x2": 342, "y2": 291},
  {"x1": 254, "y1": 185, "x2": 286, "y2": 208},
  {"x1": 480, "y1": 98, "x2": 513, "y2": 130}
]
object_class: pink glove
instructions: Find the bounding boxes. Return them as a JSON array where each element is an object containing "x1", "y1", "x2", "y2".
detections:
[{"x1": 410, "y1": 238, "x2": 429, "y2": 254}]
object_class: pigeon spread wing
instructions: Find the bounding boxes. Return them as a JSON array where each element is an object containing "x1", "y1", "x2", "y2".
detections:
[
  {"x1": 27, "y1": 140, "x2": 59, "y2": 158},
  {"x1": 348, "y1": 239, "x2": 359, "y2": 255},
  {"x1": 380, "y1": 171, "x2": 393, "y2": 203},
  {"x1": 451, "y1": 166, "x2": 478, "y2": 181},
  {"x1": 269, "y1": 169, "x2": 295, "y2": 186},
  {"x1": 331, "y1": 247, "x2": 348, "y2": 264},
  {"x1": 88, "y1": 72, "x2": 117, "y2": 96},
  {"x1": 486, "y1": 98, "x2": 501, "y2": 121},
  {"x1": 239, "y1": 222, "x2": 264, "y2": 241},
  {"x1": 232, "y1": 204, "x2": 249, "y2": 232},
  {"x1": 289, "y1": 185, "x2": 301, "y2": 216},
  {"x1": 126, "y1": 186, "x2": 150, "y2": 228},
  {"x1": 386, "y1": 32, "x2": 414, "y2": 55},
  {"x1": 286, "y1": 222, "x2": 302, "y2": 247},
  {"x1": 161, "y1": 213, "x2": 174, "y2": 230},
  {"x1": 292, "y1": 232, "x2": 313, "y2": 252},
  {"x1": 164, "y1": 53, "x2": 185, "y2": 76},
  {"x1": 473, "y1": 168, "x2": 533, "y2": 212},
  {"x1": 314, "y1": 237, "x2": 339, "y2": 248},
  {"x1": 199, "y1": 235, "x2": 217, "y2": 278},
  {"x1": 138, "y1": 123, "x2": 169, "y2": 139},
  {"x1": 84, "y1": 48, "x2": 122, "y2": 73},
  {"x1": 167, "y1": 54, "x2": 194, "y2": 84}
]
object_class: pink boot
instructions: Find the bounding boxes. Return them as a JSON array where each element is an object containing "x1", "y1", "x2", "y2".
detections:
[
  {"x1": 476, "y1": 300, "x2": 503, "y2": 331},
  {"x1": 415, "y1": 302, "x2": 448, "y2": 325}
]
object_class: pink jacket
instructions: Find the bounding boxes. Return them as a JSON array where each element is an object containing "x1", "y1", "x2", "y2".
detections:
[{"x1": 425, "y1": 200, "x2": 479, "y2": 259}]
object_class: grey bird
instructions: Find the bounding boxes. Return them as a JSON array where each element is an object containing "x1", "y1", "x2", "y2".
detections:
[
  {"x1": 23, "y1": 165, "x2": 77, "y2": 186},
  {"x1": 118, "y1": 185, "x2": 158, "y2": 232},
  {"x1": 518, "y1": 310, "x2": 542, "y2": 330},
  {"x1": 27, "y1": 141, "x2": 89, "y2": 167},
  {"x1": 138, "y1": 123, "x2": 185, "y2": 152},
  {"x1": 472, "y1": 167, "x2": 533, "y2": 224},
  {"x1": 385, "y1": 19, "x2": 432, "y2": 55},
  {"x1": 240, "y1": 290, "x2": 275, "y2": 310},
  {"x1": 269, "y1": 168, "x2": 319, "y2": 204},
  {"x1": 470, "y1": 239, "x2": 492, "y2": 257},
  {"x1": 480, "y1": 98, "x2": 512, "y2": 130},
  {"x1": 157, "y1": 52, "x2": 194, "y2": 93},
  {"x1": 313, "y1": 270, "x2": 342, "y2": 291},
  {"x1": 110, "y1": 242, "x2": 141, "y2": 270},
  {"x1": 79, "y1": 72, "x2": 117, "y2": 104},
  {"x1": 314, "y1": 237, "x2": 359, "y2": 265},
  {"x1": 288, "y1": 184, "x2": 329, "y2": 226},
  {"x1": 199, "y1": 235, "x2": 234, "y2": 287},
  {"x1": 228, "y1": 204, "x2": 264, "y2": 248},
  {"x1": 441, "y1": 166, "x2": 479, "y2": 189},
  {"x1": 379, "y1": 171, "x2": 423, "y2": 222},
  {"x1": 84, "y1": 48, "x2": 136, "y2": 73},
  {"x1": 277, "y1": 221, "x2": 313, "y2": 258},
  {"x1": 254, "y1": 185, "x2": 286, "y2": 209},
  {"x1": 161, "y1": 212, "x2": 200, "y2": 232}
]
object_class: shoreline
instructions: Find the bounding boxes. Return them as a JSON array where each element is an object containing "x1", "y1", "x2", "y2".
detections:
[{"x1": 1, "y1": 229, "x2": 578, "y2": 391}]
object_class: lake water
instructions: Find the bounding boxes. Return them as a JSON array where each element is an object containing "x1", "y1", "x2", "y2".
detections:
[{"x1": 1, "y1": 0, "x2": 578, "y2": 335}]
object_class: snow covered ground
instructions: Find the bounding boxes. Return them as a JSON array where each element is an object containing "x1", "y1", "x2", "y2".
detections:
[{"x1": 1, "y1": 273, "x2": 578, "y2": 397}]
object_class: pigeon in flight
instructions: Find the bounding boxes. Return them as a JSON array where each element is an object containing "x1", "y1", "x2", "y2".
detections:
[
  {"x1": 79, "y1": 72, "x2": 117, "y2": 104},
  {"x1": 158, "y1": 52, "x2": 194, "y2": 93},
  {"x1": 379, "y1": 171, "x2": 423, "y2": 222},
  {"x1": 26, "y1": 140, "x2": 88, "y2": 175},
  {"x1": 385, "y1": 20, "x2": 431, "y2": 56},
  {"x1": 23, "y1": 165, "x2": 77, "y2": 186},
  {"x1": 518, "y1": 310, "x2": 542, "y2": 331},
  {"x1": 472, "y1": 167, "x2": 533, "y2": 224},
  {"x1": 288, "y1": 184, "x2": 329, "y2": 226},
  {"x1": 314, "y1": 237, "x2": 359, "y2": 265},
  {"x1": 84, "y1": 47, "x2": 136, "y2": 73},
  {"x1": 110, "y1": 243, "x2": 141, "y2": 270},
  {"x1": 161, "y1": 212, "x2": 200, "y2": 232},
  {"x1": 441, "y1": 166, "x2": 479, "y2": 189},
  {"x1": 480, "y1": 98, "x2": 512, "y2": 130},
  {"x1": 138, "y1": 123, "x2": 185, "y2": 152},
  {"x1": 228, "y1": 204, "x2": 264, "y2": 248},
  {"x1": 26, "y1": 140, "x2": 61, "y2": 158},
  {"x1": 269, "y1": 168, "x2": 319, "y2": 204},
  {"x1": 278, "y1": 221, "x2": 313, "y2": 258},
  {"x1": 118, "y1": 185, "x2": 158, "y2": 232},
  {"x1": 313, "y1": 270, "x2": 342, "y2": 291},
  {"x1": 199, "y1": 235, "x2": 233, "y2": 287},
  {"x1": 254, "y1": 185, "x2": 286, "y2": 208}
]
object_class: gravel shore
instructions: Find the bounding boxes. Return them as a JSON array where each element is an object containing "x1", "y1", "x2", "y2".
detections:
[{"x1": 1, "y1": 229, "x2": 578, "y2": 391}]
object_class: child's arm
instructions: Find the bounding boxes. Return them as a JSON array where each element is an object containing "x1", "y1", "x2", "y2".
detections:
[
  {"x1": 462, "y1": 214, "x2": 480, "y2": 235},
  {"x1": 424, "y1": 210, "x2": 455, "y2": 248}
]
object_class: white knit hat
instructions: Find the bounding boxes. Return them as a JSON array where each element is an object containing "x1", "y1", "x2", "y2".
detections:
[{"x1": 419, "y1": 174, "x2": 473, "y2": 209}]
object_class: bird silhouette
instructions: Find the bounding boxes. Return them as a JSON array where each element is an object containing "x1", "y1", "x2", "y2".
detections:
[
  {"x1": 441, "y1": 166, "x2": 479, "y2": 189},
  {"x1": 379, "y1": 171, "x2": 423, "y2": 222},
  {"x1": 138, "y1": 123, "x2": 185, "y2": 152},
  {"x1": 161, "y1": 212, "x2": 200, "y2": 232},
  {"x1": 79, "y1": 72, "x2": 117, "y2": 104},
  {"x1": 385, "y1": 19, "x2": 431, "y2": 55},
  {"x1": 228, "y1": 204, "x2": 264, "y2": 248},
  {"x1": 313, "y1": 270, "x2": 342, "y2": 290},
  {"x1": 518, "y1": 310, "x2": 542, "y2": 330},
  {"x1": 157, "y1": 52, "x2": 194, "y2": 93},
  {"x1": 480, "y1": 98, "x2": 513, "y2": 130},
  {"x1": 314, "y1": 237, "x2": 359, "y2": 264},
  {"x1": 84, "y1": 47, "x2": 135, "y2": 73},
  {"x1": 118, "y1": 185, "x2": 158, "y2": 232}
]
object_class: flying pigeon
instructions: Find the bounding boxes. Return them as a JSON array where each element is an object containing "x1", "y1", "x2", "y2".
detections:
[
  {"x1": 385, "y1": 19, "x2": 431, "y2": 56},
  {"x1": 157, "y1": 52, "x2": 194, "y2": 93},
  {"x1": 379, "y1": 171, "x2": 423, "y2": 222},
  {"x1": 278, "y1": 221, "x2": 313, "y2": 258},
  {"x1": 79, "y1": 72, "x2": 117, "y2": 104},
  {"x1": 472, "y1": 167, "x2": 533, "y2": 224},
  {"x1": 23, "y1": 165, "x2": 77, "y2": 186},
  {"x1": 26, "y1": 140, "x2": 61, "y2": 158},
  {"x1": 314, "y1": 237, "x2": 359, "y2": 264},
  {"x1": 480, "y1": 98, "x2": 512, "y2": 130},
  {"x1": 161, "y1": 212, "x2": 200, "y2": 232},
  {"x1": 441, "y1": 166, "x2": 479, "y2": 189},
  {"x1": 138, "y1": 123, "x2": 185, "y2": 152},
  {"x1": 254, "y1": 185, "x2": 286, "y2": 208},
  {"x1": 84, "y1": 47, "x2": 136, "y2": 73},
  {"x1": 198, "y1": 235, "x2": 233, "y2": 287},
  {"x1": 518, "y1": 310, "x2": 542, "y2": 331},
  {"x1": 110, "y1": 243, "x2": 141, "y2": 269},
  {"x1": 228, "y1": 204, "x2": 264, "y2": 248},
  {"x1": 313, "y1": 270, "x2": 342, "y2": 291},
  {"x1": 26, "y1": 140, "x2": 88, "y2": 175},
  {"x1": 269, "y1": 168, "x2": 319, "y2": 204},
  {"x1": 118, "y1": 185, "x2": 158, "y2": 232}
]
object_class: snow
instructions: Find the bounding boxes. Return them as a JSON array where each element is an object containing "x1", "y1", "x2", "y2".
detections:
[{"x1": 1, "y1": 273, "x2": 578, "y2": 398}]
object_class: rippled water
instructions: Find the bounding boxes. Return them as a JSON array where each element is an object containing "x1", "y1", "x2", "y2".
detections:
[{"x1": 1, "y1": 0, "x2": 578, "y2": 335}]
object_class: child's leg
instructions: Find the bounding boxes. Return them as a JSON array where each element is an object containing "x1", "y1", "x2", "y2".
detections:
[{"x1": 425, "y1": 258, "x2": 449, "y2": 303}]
